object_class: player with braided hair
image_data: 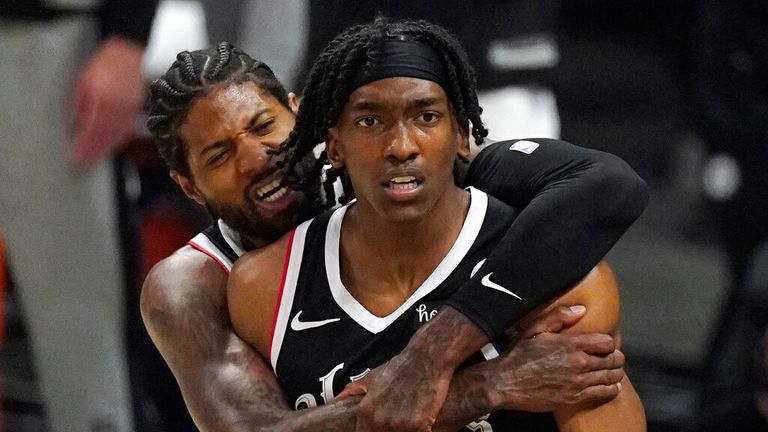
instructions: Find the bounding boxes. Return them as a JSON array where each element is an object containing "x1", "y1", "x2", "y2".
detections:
[
  {"x1": 148, "y1": 41, "x2": 291, "y2": 178},
  {"x1": 146, "y1": 42, "x2": 320, "y2": 247},
  {"x1": 142, "y1": 30, "x2": 646, "y2": 430}
]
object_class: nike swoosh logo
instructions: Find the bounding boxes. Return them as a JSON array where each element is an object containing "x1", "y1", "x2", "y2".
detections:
[
  {"x1": 290, "y1": 310, "x2": 341, "y2": 331},
  {"x1": 481, "y1": 273, "x2": 522, "y2": 300}
]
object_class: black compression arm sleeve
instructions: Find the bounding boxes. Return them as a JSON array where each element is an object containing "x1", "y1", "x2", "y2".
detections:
[
  {"x1": 99, "y1": 0, "x2": 159, "y2": 44},
  {"x1": 446, "y1": 138, "x2": 649, "y2": 343}
]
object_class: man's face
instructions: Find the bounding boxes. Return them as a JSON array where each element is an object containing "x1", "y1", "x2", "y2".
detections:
[
  {"x1": 174, "y1": 81, "x2": 303, "y2": 245},
  {"x1": 326, "y1": 77, "x2": 469, "y2": 224}
]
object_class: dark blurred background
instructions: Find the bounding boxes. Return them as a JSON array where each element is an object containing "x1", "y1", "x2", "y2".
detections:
[{"x1": 2, "y1": 0, "x2": 766, "y2": 431}]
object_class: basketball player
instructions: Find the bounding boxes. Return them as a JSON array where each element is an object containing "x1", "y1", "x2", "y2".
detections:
[
  {"x1": 143, "y1": 38, "x2": 646, "y2": 430},
  {"x1": 229, "y1": 20, "x2": 642, "y2": 430}
]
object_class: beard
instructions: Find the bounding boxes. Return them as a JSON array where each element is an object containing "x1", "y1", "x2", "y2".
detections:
[
  {"x1": 203, "y1": 175, "x2": 323, "y2": 249},
  {"x1": 205, "y1": 199, "x2": 292, "y2": 248}
]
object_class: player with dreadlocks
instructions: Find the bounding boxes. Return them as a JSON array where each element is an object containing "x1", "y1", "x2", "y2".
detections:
[
  {"x1": 281, "y1": 18, "x2": 487, "y2": 208},
  {"x1": 227, "y1": 18, "x2": 645, "y2": 432},
  {"x1": 142, "y1": 33, "x2": 646, "y2": 429}
]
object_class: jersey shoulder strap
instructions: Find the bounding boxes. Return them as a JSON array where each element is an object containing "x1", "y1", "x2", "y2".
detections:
[{"x1": 187, "y1": 222, "x2": 241, "y2": 273}]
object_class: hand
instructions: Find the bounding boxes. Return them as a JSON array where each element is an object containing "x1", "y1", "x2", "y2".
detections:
[
  {"x1": 486, "y1": 332, "x2": 624, "y2": 413},
  {"x1": 354, "y1": 350, "x2": 451, "y2": 431},
  {"x1": 71, "y1": 36, "x2": 146, "y2": 169},
  {"x1": 514, "y1": 304, "x2": 588, "y2": 341}
]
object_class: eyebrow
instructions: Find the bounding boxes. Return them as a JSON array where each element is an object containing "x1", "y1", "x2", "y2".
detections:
[
  {"x1": 410, "y1": 96, "x2": 445, "y2": 110},
  {"x1": 199, "y1": 108, "x2": 270, "y2": 157},
  {"x1": 348, "y1": 100, "x2": 385, "y2": 112},
  {"x1": 347, "y1": 96, "x2": 446, "y2": 113}
]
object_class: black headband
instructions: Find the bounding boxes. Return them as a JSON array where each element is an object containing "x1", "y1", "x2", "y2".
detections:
[{"x1": 352, "y1": 38, "x2": 448, "y2": 90}]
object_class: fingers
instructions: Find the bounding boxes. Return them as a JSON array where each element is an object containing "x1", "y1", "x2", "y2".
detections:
[
  {"x1": 517, "y1": 305, "x2": 587, "y2": 339},
  {"x1": 579, "y1": 367, "x2": 625, "y2": 388},
  {"x1": 579, "y1": 348, "x2": 625, "y2": 374},
  {"x1": 572, "y1": 381, "x2": 623, "y2": 405},
  {"x1": 337, "y1": 381, "x2": 367, "y2": 400},
  {"x1": 572, "y1": 332, "x2": 616, "y2": 355}
]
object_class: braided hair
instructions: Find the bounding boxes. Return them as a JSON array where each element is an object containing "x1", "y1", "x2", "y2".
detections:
[
  {"x1": 281, "y1": 17, "x2": 488, "y2": 209},
  {"x1": 147, "y1": 42, "x2": 290, "y2": 178}
]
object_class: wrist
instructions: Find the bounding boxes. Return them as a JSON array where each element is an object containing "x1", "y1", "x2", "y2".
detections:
[{"x1": 406, "y1": 306, "x2": 489, "y2": 371}]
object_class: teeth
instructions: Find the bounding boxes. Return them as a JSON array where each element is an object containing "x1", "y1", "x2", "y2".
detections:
[
  {"x1": 261, "y1": 186, "x2": 288, "y2": 202},
  {"x1": 390, "y1": 176, "x2": 416, "y2": 184},
  {"x1": 256, "y1": 179, "x2": 282, "y2": 198},
  {"x1": 391, "y1": 182, "x2": 417, "y2": 190}
]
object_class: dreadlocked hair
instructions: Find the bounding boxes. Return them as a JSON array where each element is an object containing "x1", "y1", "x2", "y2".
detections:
[
  {"x1": 279, "y1": 17, "x2": 488, "y2": 208},
  {"x1": 147, "y1": 41, "x2": 290, "y2": 178}
]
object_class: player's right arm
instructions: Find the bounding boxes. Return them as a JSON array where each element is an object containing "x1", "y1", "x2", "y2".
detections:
[{"x1": 141, "y1": 247, "x2": 306, "y2": 431}]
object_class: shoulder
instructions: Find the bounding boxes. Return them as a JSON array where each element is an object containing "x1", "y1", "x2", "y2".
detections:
[
  {"x1": 472, "y1": 138, "x2": 566, "y2": 159},
  {"x1": 228, "y1": 232, "x2": 294, "y2": 296},
  {"x1": 227, "y1": 231, "x2": 295, "y2": 356},
  {"x1": 140, "y1": 245, "x2": 229, "y2": 341},
  {"x1": 545, "y1": 261, "x2": 621, "y2": 338}
]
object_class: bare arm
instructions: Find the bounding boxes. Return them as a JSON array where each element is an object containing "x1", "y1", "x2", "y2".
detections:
[
  {"x1": 141, "y1": 248, "x2": 295, "y2": 431},
  {"x1": 543, "y1": 262, "x2": 646, "y2": 432}
]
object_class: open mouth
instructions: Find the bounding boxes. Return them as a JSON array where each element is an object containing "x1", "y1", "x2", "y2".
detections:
[
  {"x1": 388, "y1": 175, "x2": 420, "y2": 191},
  {"x1": 254, "y1": 179, "x2": 289, "y2": 202}
]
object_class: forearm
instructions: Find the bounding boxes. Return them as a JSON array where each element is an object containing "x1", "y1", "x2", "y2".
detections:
[
  {"x1": 432, "y1": 362, "x2": 495, "y2": 431},
  {"x1": 150, "y1": 320, "x2": 362, "y2": 432},
  {"x1": 220, "y1": 397, "x2": 360, "y2": 432},
  {"x1": 452, "y1": 138, "x2": 649, "y2": 342},
  {"x1": 404, "y1": 306, "x2": 490, "y2": 371}
]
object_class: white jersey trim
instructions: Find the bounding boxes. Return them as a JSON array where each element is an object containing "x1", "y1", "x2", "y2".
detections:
[
  {"x1": 324, "y1": 187, "x2": 489, "y2": 334},
  {"x1": 187, "y1": 219, "x2": 245, "y2": 273},
  {"x1": 270, "y1": 219, "x2": 312, "y2": 373},
  {"x1": 218, "y1": 219, "x2": 247, "y2": 257},
  {"x1": 188, "y1": 234, "x2": 235, "y2": 273}
]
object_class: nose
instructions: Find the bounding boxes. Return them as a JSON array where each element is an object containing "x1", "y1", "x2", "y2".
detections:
[
  {"x1": 386, "y1": 122, "x2": 419, "y2": 163},
  {"x1": 236, "y1": 136, "x2": 270, "y2": 176}
]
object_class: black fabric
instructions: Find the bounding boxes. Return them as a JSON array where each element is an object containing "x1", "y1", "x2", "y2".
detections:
[
  {"x1": 98, "y1": 0, "x2": 159, "y2": 44},
  {"x1": 0, "y1": 0, "x2": 92, "y2": 19},
  {"x1": 201, "y1": 223, "x2": 240, "y2": 265},
  {"x1": 446, "y1": 138, "x2": 649, "y2": 342},
  {"x1": 352, "y1": 39, "x2": 448, "y2": 90},
  {"x1": 275, "y1": 190, "x2": 556, "y2": 430},
  {"x1": 0, "y1": 0, "x2": 158, "y2": 44},
  {"x1": 302, "y1": 0, "x2": 560, "y2": 90}
]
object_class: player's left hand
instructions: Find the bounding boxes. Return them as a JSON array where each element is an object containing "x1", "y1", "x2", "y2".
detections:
[
  {"x1": 71, "y1": 36, "x2": 146, "y2": 169},
  {"x1": 353, "y1": 349, "x2": 451, "y2": 432}
]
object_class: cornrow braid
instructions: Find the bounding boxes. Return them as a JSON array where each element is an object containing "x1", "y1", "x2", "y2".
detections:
[
  {"x1": 282, "y1": 17, "x2": 487, "y2": 208},
  {"x1": 147, "y1": 41, "x2": 290, "y2": 178}
]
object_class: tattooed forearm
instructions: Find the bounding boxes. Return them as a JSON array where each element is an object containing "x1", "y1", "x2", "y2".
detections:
[
  {"x1": 434, "y1": 366, "x2": 494, "y2": 432},
  {"x1": 407, "y1": 306, "x2": 489, "y2": 369}
]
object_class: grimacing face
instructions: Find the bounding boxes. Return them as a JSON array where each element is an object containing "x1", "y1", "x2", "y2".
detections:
[
  {"x1": 326, "y1": 77, "x2": 470, "y2": 225},
  {"x1": 172, "y1": 81, "x2": 304, "y2": 246}
]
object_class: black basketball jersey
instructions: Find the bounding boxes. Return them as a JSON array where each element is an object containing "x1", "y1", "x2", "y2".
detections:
[
  {"x1": 187, "y1": 219, "x2": 243, "y2": 273},
  {"x1": 269, "y1": 187, "x2": 557, "y2": 431}
]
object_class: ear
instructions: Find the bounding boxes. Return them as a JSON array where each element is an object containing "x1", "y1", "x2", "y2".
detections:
[
  {"x1": 170, "y1": 170, "x2": 206, "y2": 206},
  {"x1": 288, "y1": 92, "x2": 299, "y2": 115},
  {"x1": 457, "y1": 119, "x2": 471, "y2": 161},
  {"x1": 325, "y1": 127, "x2": 345, "y2": 170}
]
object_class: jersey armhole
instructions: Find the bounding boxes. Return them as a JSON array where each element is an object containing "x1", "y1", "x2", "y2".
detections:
[
  {"x1": 268, "y1": 228, "x2": 298, "y2": 368},
  {"x1": 187, "y1": 240, "x2": 231, "y2": 274}
]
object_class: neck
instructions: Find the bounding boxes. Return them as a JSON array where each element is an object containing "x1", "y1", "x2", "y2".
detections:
[
  {"x1": 240, "y1": 234, "x2": 270, "y2": 251},
  {"x1": 338, "y1": 186, "x2": 470, "y2": 314}
]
